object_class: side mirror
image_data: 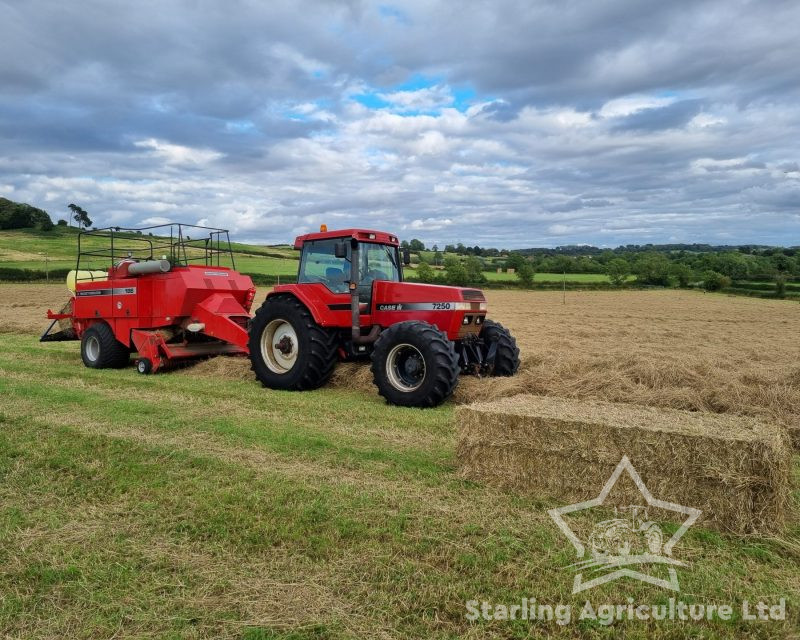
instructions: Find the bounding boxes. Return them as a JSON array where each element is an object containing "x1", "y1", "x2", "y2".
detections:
[
  {"x1": 334, "y1": 241, "x2": 348, "y2": 259},
  {"x1": 402, "y1": 247, "x2": 411, "y2": 266}
]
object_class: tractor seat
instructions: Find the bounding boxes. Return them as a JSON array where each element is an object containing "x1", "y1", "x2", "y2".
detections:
[{"x1": 325, "y1": 267, "x2": 347, "y2": 293}]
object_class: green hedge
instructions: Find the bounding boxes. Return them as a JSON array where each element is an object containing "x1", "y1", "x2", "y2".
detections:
[
  {"x1": 0, "y1": 267, "x2": 71, "y2": 282},
  {"x1": 0, "y1": 267, "x2": 290, "y2": 286},
  {"x1": 242, "y1": 273, "x2": 291, "y2": 286},
  {"x1": 720, "y1": 286, "x2": 800, "y2": 300},
  {"x1": 728, "y1": 281, "x2": 800, "y2": 292}
]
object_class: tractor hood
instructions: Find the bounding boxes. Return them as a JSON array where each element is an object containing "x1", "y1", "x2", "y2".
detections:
[
  {"x1": 371, "y1": 280, "x2": 487, "y2": 340},
  {"x1": 372, "y1": 280, "x2": 486, "y2": 309}
]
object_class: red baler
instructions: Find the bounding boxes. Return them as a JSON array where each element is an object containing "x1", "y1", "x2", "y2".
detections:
[{"x1": 42, "y1": 224, "x2": 256, "y2": 373}]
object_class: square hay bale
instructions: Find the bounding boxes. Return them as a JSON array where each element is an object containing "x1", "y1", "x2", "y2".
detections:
[{"x1": 456, "y1": 395, "x2": 791, "y2": 535}]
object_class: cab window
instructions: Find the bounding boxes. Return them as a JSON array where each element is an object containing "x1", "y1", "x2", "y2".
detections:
[
  {"x1": 298, "y1": 239, "x2": 349, "y2": 293},
  {"x1": 360, "y1": 242, "x2": 400, "y2": 284},
  {"x1": 358, "y1": 242, "x2": 401, "y2": 304}
]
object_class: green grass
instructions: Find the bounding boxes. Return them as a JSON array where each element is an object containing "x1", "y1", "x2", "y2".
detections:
[
  {"x1": 0, "y1": 227, "x2": 299, "y2": 279},
  {"x1": 496, "y1": 271, "x2": 616, "y2": 283},
  {"x1": 406, "y1": 266, "x2": 620, "y2": 283},
  {"x1": 0, "y1": 332, "x2": 798, "y2": 638},
  {"x1": 0, "y1": 227, "x2": 296, "y2": 260}
]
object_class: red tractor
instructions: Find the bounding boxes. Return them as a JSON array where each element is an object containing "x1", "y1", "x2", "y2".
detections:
[
  {"x1": 246, "y1": 227, "x2": 520, "y2": 407},
  {"x1": 43, "y1": 224, "x2": 520, "y2": 408}
]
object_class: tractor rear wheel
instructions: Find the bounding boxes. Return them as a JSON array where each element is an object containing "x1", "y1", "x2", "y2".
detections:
[
  {"x1": 80, "y1": 323, "x2": 130, "y2": 369},
  {"x1": 480, "y1": 319, "x2": 520, "y2": 376},
  {"x1": 371, "y1": 321, "x2": 459, "y2": 408},
  {"x1": 248, "y1": 295, "x2": 338, "y2": 391}
]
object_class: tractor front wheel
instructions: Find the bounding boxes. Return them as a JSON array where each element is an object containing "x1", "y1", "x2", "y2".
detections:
[
  {"x1": 80, "y1": 323, "x2": 130, "y2": 369},
  {"x1": 479, "y1": 319, "x2": 520, "y2": 376},
  {"x1": 371, "y1": 321, "x2": 459, "y2": 408},
  {"x1": 248, "y1": 295, "x2": 338, "y2": 391}
]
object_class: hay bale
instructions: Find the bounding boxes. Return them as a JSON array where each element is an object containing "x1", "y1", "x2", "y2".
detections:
[{"x1": 457, "y1": 394, "x2": 791, "y2": 535}]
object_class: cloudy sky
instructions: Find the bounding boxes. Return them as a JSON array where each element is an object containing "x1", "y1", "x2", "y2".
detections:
[{"x1": 1, "y1": 0, "x2": 799, "y2": 248}]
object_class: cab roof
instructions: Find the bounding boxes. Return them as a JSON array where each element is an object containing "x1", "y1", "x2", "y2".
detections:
[{"x1": 293, "y1": 228, "x2": 400, "y2": 250}]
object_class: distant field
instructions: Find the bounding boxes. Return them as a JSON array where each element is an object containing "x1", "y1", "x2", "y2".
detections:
[
  {"x1": 485, "y1": 271, "x2": 614, "y2": 283},
  {"x1": 0, "y1": 227, "x2": 299, "y2": 277},
  {"x1": 406, "y1": 266, "x2": 616, "y2": 283},
  {"x1": 232, "y1": 255, "x2": 298, "y2": 276}
]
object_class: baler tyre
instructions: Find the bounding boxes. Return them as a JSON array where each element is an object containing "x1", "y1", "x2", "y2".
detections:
[
  {"x1": 248, "y1": 295, "x2": 338, "y2": 391},
  {"x1": 480, "y1": 319, "x2": 520, "y2": 376},
  {"x1": 136, "y1": 358, "x2": 153, "y2": 375},
  {"x1": 371, "y1": 321, "x2": 459, "y2": 408},
  {"x1": 80, "y1": 323, "x2": 130, "y2": 369}
]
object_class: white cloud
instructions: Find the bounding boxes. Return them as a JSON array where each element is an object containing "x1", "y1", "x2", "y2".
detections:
[
  {"x1": 140, "y1": 216, "x2": 172, "y2": 225},
  {"x1": 377, "y1": 85, "x2": 453, "y2": 111},
  {"x1": 269, "y1": 42, "x2": 330, "y2": 77},
  {"x1": 133, "y1": 139, "x2": 223, "y2": 166},
  {"x1": 408, "y1": 217, "x2": 453, "y2": 231},
  {"x1": 688, "y1": 113, "x2": 726, "y2": 128},
  {"x1": 599, "y1": 95, "x2": 676, "y2": 118}
]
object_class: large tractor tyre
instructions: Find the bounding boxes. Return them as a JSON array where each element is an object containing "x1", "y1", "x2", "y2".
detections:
[
  {"x1": 480, "y1": 319, "x2": 520, "y2": 376},
  {"x1": 80, "y1": 323, "x2": 130, "y2": 369},
  {"x1": 248, "y1": 295, "x2": 338, "y2": 391},
  {"x1": 371, "y1": 321, "x2": 460, "y2": 408}
]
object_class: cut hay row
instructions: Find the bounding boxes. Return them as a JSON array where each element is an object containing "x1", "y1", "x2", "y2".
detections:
[
  {"x1": 174, "y1": 353, "x2": 800, "y2": 450},
  {"x1": 321, "y1": 355, "x2": 799, "y2": 450},
  {"x1": 452, "y1": 354, "x2": 800, "y2": 450},
  {"x1": 456, "y1": 394, "x2": 792, "y2": 535}
]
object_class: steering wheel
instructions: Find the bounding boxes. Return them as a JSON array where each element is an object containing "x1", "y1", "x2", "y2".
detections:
[{"x1": 367, "y1": 269, "x2": 389, "y2": 281}]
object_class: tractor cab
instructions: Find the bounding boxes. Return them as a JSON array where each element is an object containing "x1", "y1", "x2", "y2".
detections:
[{"x1": 293, "y1": 228, "x2": 405, "y2": 306}]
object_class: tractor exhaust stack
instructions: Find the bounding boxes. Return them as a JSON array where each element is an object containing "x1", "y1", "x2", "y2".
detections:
[{"x1": 349, "y1": 240, "x2": 380, "y2": 345}]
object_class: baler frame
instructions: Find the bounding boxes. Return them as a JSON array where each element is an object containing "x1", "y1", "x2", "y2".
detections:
[{"x1": 75, "y1": 223, "x2": 237, "y2": 281}]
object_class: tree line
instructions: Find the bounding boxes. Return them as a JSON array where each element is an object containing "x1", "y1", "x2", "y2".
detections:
[
  {"x1": 0, "y1": 198, "x2": 54, "y2": 230},
  {"x1": 410, "y1": 242, "x2": 799, "y2": 293},
  {"x1": 0, "y1": 198, "x2": 94, "y2": 231}
]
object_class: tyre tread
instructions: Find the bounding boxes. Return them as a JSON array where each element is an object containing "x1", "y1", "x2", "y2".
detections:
[
  {"x1": 81, "y1": 322, "x2": 130, "y2": 369},
  {"x1": 481, "y1": 319, "x2": 520, "y2": 376},
  {"x1": 370, "y1": 320, "x2": 459, "y2": 407},
  {"x1": 248, "y1": 294, "x2": 338, "y2": 391}
]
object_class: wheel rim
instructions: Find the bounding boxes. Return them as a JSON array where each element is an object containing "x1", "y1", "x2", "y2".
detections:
[
  {"x1": 137, "y1": 360, "x2": 147, "y2": 373},
  {"x1": 386, "y1": 343, "x2": 426, "y2": 392},
  {"x1": 85, "y1": 335, "x2": 100, "y2": 362},
  {"x1": 260, "y1": 318, "x2": 299, "y2": 374}
]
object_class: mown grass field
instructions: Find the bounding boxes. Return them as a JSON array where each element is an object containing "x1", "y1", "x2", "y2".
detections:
[{"x1": 1, "y1": 284, "x2": 798, "y2": 638}]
